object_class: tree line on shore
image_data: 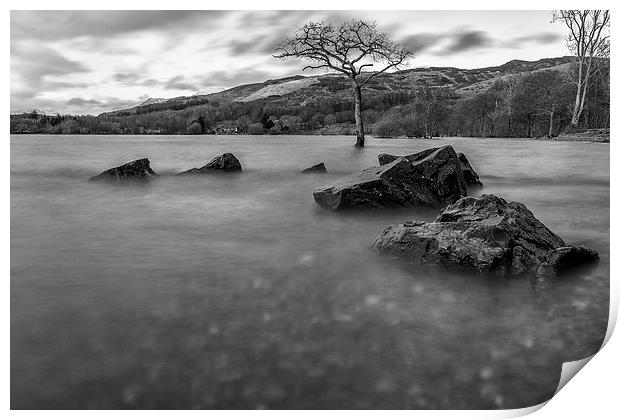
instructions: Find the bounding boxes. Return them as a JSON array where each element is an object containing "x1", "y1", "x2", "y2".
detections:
[
  {"x1": 373, "y1": 66, "x2": 608, "y2": 139},
  {"x1": 10, "y1": 63, "x2": 608, "y2": 139}
]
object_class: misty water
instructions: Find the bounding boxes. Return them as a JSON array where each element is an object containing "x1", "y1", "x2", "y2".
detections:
[{"x1": 11, "y1": 134, "x2": 609, "y2": 409}]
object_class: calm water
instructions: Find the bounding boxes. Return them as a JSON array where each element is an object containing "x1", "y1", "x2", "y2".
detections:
[{"x1": 11, "y1": 135, "x2": 609, "y2": 409}]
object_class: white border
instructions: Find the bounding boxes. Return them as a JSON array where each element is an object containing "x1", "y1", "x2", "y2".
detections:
[{"x1": 5, "y1": 1, "x2": 617, "y2": 418}]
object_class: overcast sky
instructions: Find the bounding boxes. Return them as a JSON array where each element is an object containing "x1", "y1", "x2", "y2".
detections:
[{"x1": 11, "y1": 10, "x2": 568, "y2": 115}]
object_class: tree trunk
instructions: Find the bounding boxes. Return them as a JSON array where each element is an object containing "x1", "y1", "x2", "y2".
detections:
[
  {"x1": 424, "y1": 104, "x2": 431, "y2": 138},
  {"x1": 507, "y1": 112, "x2": 512, "y2": 137},
  {"x1": 491, "y1": 99, "x2": 498, "y2": 137},
  {"x1": 571, "y1": 62, "x2": 584, "y2": 126},
  {"x1": 575, "y1": 73, "x2": 590, "y2": 126},
  {"x1": 353, "y1": 84, "x2": 365, "y2": 147},
  {"x1": 548, "y1": 107, "x2": 554, "y2": 138}
]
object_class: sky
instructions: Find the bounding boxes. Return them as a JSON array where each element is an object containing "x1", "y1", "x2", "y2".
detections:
[{"x1": 10, "y1": 10, "x2": 569, "y2": 115}]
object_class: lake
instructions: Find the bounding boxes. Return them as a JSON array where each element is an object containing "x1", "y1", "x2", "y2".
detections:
[{"x1": 10, "y1": 134, "x2": 610, "y2": 409}]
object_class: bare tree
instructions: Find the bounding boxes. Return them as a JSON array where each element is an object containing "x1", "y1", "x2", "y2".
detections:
[
  {"x1": 553, "y1": 10, "x2": 610, "y2": 127},
  {"x1": 532, "y1": 71, "x2": 568, "y2": 138},
  {"x1": 274, "y1": 20, "x2": 412, "y2": 147},
  {"x1": 415, "y1": 86, "x2": 435, "y2": 138},
  {"x1": 495, "y1": 73, "x2": 524, "y2": 137},
  {"x1": 536, "y1": 87, "x2": 557, "y2": 139}
]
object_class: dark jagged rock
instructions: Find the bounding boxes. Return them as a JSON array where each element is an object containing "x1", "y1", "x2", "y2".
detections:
[
  {"x1": 377, "y1": 153, "x2": 400, "y2": 166},
  {"x1": 179, "y1": 153, "x2": 242, "y2": 174},
  {"x1": 314, "y1": 145, "x2": 466, "y2": 211},
  {"x1": 372, "y1": 194, "x2": 598, "y2": 279},
  {"x1": 534, "y1": 245, "x2": 599, "y2": 283},
  {"x1": 378, "y1": 147, "x2": 482, "y2": 187},
  {"x1": 457, "y1": 152, "x2": 483, "y2": 187},
  {"x1": 89, "y1": 158, "x2": 158, "y2": 183},
  {"x1": 302, "y1": 162, "x2": 327, "y2": 173},
  {"x1": 377, "y1": 147, "x2": 439, "y2": 166}
]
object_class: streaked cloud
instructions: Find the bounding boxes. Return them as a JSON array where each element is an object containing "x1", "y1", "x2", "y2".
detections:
[
  {"x1": 10, "y1": 10, "x2": 567, "y2": 115},
  {"x1": 401, "y1": 33, "x2": 446, "y2": 53},
  {"x1": 11, "y1": 10, "x2": 227, "y2": 41},
  {"x1": 503, "y1": 32, "x2": 563, "y2": 48},
  {"x1": 66, "y1": 97, "x2": 104, "y2": 107},
  {"x1": 436, "y1": 30, "x2": 492, "y2": 55}
]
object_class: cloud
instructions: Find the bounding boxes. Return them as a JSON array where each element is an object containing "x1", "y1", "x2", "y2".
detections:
[
  {"x1": 198, "y1": 68, "x2": 274, "y2": 89},
  {"x1": 66, "y1": 97, "x2": 104, "y2": 107},
  {"x1": 113, "y1": 72, "x2": 140, "y2": 83},
  {"x1": 10, "y1": 10, "x2": 228, "y2": 41},
  {"x1": 10, "y1": 42, "x2": 91, "y2": 106},
  {"x1": 526, "y1": 32, "x2": 563, "y2": 44},
  {"x1": 228, "y1": 39, "x2": 260, "y2": 56},
  {"x1": 235, "y1": 10, "x2": 313, "y2": 31},
  {"x1": 437, "y1": 30, "x2": 492, "y2": 55},
  {"x1": 12, "y1": 43, "x2": 89, "y2": 83},
  {"x1": 140, "y1": 78, "x2": 161, "y2": 87},
  {"x1": 228, "y1": 36, "x2": 283, "y2": 56},
  {"x1": 10, "y1": 10, "x2": 569, "y2": 114},
  {"x1": 503, "y1": 32, "x2": 562, "y2": 48},
  {"x1": 400, "y1": 33, "x2": 446, "y2": 53},
  {"x1": 112, "y1": 73, "x2": 196, "y2": 91},
  {"x1": 164, "y1": 76, "x2": 195, "y2": 91}
]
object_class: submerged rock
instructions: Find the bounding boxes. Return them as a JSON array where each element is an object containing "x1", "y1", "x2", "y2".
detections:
[
  {"x1": 179, "y1": 152, "x2": 242, "y2": 174},
  {"x1": 314, "y1": 145, "x2": 466, "y2": 210},
  {"x1": 378, "y1": 147, "x2": 482, "y2": 187},
  {"x1": 302, "y1": 162, "x2": 327, "y2": 173},
  {"x1": 534, "y1": 245, "x2": 599, "y2": 283},
  {"x1": 372, "y1": 194, "x2": 598, "y2": 279},
  {"x1": 89, "y1": 158, "x2": 158, "y2": 183}
]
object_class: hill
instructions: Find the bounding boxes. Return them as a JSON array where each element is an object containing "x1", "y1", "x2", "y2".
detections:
[
  {"x1": 107, "y1": 56, "x2": 574, "y2": 116},
  {"x1": 10, "y1": 56, "x2": 609, "y2": 139}
]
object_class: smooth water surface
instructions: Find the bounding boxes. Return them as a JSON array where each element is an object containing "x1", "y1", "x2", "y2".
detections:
[{"x1": 11, "y1": 135, "x2": 609, "y2": 409}]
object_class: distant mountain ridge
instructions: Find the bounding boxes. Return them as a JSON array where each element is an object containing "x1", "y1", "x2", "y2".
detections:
[
  {"x1": 137, "y1": 97, "x2": 168, "y2": 106},
  {"x1": 10, "y1": 108, "x2": 59, "y2": 116},
  {"x1": 108, "y1": 56, "x2": 574, "y2": 116}
]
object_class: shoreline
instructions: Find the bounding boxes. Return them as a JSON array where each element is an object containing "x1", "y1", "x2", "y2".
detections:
[{"x1": 9, "y1": 133, "x2": 610, "y2": 143}]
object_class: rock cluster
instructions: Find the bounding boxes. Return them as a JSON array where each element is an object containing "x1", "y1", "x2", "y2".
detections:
[
  {"x1": 314, "y1": 145, "x2": 467, "y2": 210},
  {"x1": 90, "y1": 145, "x2": 598, "y2": 283},
  {"x1": 377, "y1": 148, "x2": 482, "y2": 187},
  {"x1": 371, "y1": 194, "x2": 598, "y2": 280},
  {"x1": 91, "y1": 153, "x2": 243, "y2": 184},
  {"x1": 179, "y1": 152, "x2": 242, "y2": 174},
  {"x1": 89, "y1": 158, "x2": 158, "y2": 183}
]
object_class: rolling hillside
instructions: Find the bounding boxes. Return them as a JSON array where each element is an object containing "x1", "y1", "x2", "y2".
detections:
[{"x1": 106, "y1": 56, "x2": 574, "y2": 117}]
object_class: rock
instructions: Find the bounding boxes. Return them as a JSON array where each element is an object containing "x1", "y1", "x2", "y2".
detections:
[
  {"x1": 377, "y1": 153, "x2": 400, "y2": 166},
  {"x1": 457, "y1": 152, "x2": 483, "y2": 187},
  {"x1": 378, "y1": 147, "x2": 482, "y2": 187},
  {"x1": 179, "y1": 153, "x2": 242, "y2": 174},
  {"x1": 89, "y1": 158, "x2": 158, "y2": 183},
  {"x1": 534, "y1": 245, "x2": 599, "y2": 283},
  {"x1": 314, "y1": 145, "x2": 466, "y2": 210},
  {"x1": 372, "y1": 194, "x2": 597, "y2": 278},
  {"x1": 377, "y1": 147, "x2": 438, "y2": 166},
  {"x1": 302, "y1": 162, "x2": 327, "y2": 173}
]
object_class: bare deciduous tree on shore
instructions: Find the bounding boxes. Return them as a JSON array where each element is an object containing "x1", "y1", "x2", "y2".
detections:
[
  {"x1": 496, "y1": 74, "x2": 524, "y2": 137},
  {"x1": 274, "y1": 20, "x2": 412, "y2": 147},
  {"x1": 553, "y1": 10, "x2": 610, "y2": 127}
]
